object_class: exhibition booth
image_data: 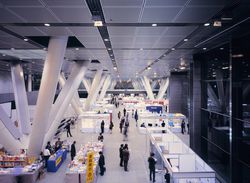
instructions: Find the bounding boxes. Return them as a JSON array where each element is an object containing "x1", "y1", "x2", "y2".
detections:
[{"x1": 147, "y1": 128, "x2": 216, "y2": 183}]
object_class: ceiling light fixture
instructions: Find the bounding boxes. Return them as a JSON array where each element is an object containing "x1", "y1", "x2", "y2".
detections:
[
  {"x1": 184, "y1": 38, "x2": 188, "y2": 42},
  {"x1": 44, "y1": 23, "x2": 50, "y2": 27},
  {"x1": 24, "y1": 38, "x2": 28, "y2": 42},
  {"x1": 220, "y1": 47, "x2": 224, "y2": 50},
  {"x1": 152, "y1": 23, "x2": 157, "y2": 27},
  {"x1": 171, "y1": 48, "x2": 175, "y2": 51},
  {"x1": 94, "y1": 21, "x2": 103, "y2": 27},
  {"x1": 204, "y1": 23, "x2": 210, "y2": 26},
  {"x1": 117, "y1": 75, "x2": 120, "y2": 78},
  {"x1": 104, "y1": 39, "x2": 109, "y2": 42},
  {"x1": 203, "y1": 47, "x2": 207, "y2": 50},
  {"x1": 2, "y1": 54, "x2": 6, "y2": 56},
  {"x1": 140, "y1": 48, "x2": 143, "y2": 51},
  {"x1": 147, "y1": 66, "x2": 151, "y2": 70},
  {"x1": 11, "y1": 48, "x2": 15, "y2": 50},
  {"x1": 108, "y1": 48, "x2": 111, "y2": 51},
  {"x1": 75, "y1": 48, "x2": 79, "y2": 50},
  {"x1": 114, "y1": 67, "x2": 117, "y2": 70}
]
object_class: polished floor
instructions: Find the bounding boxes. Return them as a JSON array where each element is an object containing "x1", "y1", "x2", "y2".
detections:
[{"x1": 38, "y1": 105, "x2": 189, "y2": 183}]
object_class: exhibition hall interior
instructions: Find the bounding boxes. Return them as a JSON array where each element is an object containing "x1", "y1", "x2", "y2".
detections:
[{"x1": 0, "y1": 0, "x2": 249, "y2": 183}]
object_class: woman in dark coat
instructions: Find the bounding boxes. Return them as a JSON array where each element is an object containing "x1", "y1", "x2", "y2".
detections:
[{"x1": 70, "y1": 141, "x2": 76, "y2": 160}]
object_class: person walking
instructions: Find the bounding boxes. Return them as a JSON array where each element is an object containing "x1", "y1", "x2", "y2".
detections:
[
  {"x1": 65, "y1": 122, "x2": 72, "y2": 137},
  {"x1": 109, "y1": 121, "x2": 114, "y2": 134},
  {"x1": 101, "y1": 120, "x2": 105, "y2": 134},
  {"x1": 161, "y1": 120, "x2": 166, "y2": 133},
  {"x1": 98, "y1": 151, "x2": 105, "y2": 176},
  {"x1": 134, "y1": 109, "x2": 138, "y2": 127},
  {"x1": 181, "y1": 120, "x2": 185, "y2": 134},
  {"x1": 132, "y1": 109, "x2": 134, "y2": 118},
  {"x1": 118, "y1": 111, "x2": 121, "y2": 120},
  {"x1": 187, "y1": 123, "x2": 189, "y2": 134},
  {"x1": 119, "y1": 144, "x2": 124, "y2": 167},
  {"x1": 119, "y1": 117, "x2": 125, "y2": 133},
  {"x1": 123, "y1": 108, "x2": 126, "y2": 116},
  {"x1": 70, "y1": 141, "x2": 76, "y2": 161},
  {"x1": 148, "y1": 152, "x2": 157, "y2": 182},
  {"x1": 123, "y1": 145, "x2": 129, "y2": 171},
  {"x1": 123, "y1": 125, "x2": 128, "y2": 141}
]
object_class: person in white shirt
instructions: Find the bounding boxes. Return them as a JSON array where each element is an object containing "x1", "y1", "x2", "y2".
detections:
[{"x1": 43, "y1": 148, "x2": 51, "y2": 168}]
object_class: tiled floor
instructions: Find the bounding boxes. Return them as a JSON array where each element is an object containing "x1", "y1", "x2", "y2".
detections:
[{"x1": 38, "y1": 105, "x2": 189, "y2": 183}]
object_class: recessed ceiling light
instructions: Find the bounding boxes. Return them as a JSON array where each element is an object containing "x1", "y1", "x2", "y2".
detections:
[
  {"x1": 24, "y1": 38, "x2": 28, "y2": 42},
  {"x1": 44, "y1": 23, "x2": 50, "y2": 27},
  {"x1": 32, "y1": 61, "x2": 35, "y2": 64},
  {"x1": 163, "y1": 54, "x2": 166, "y2": 57},
  {"x1": 140, "y1": 48, "x2": 143, "y2": 51},
  {"x1": 20, "y1": 58, "x2": 23, "y2": 60},
  {"x1": 203, "y1": 47, "x2": 207, "y2": 50},
  {"x1": 43, "y1": 48, "x2": 47, "y2": 50},
  {"x1": 2, "y1": 54, "x2": 6, "y2": 56},
  {"x1": 107, "y1": 48, "x2": 111, "y2": 51},
  {"x1": 184, "y1": 38, "x2": 188, "y2": 42},
  {"x1": 6, "y1": 64, "x2": 9, "y2": 66},
  {"x1": 171, "y1": 48, "x2": 175, "y2": 51},
  {"x1": 104, "y1": 38, "x2": 109, "y2": 42},
  {"x1": 117, "y1": 75, "x2": 120, "y2": 78},
  {"x1": 75, "y1": 48, "x2": 79, "y2": 50},
  {"x1": 94, "y1": 21, "x2": 103, "y2": 27},
  {"x1": 147, "y1": 66, "x2": 151, "y2": 70},
  {"x1": 154, "y1": 72, "x2": 156, "y2": 75},
  {"x1": 11, "y1": 48, "x2": 15, "y2": 50},
  {"x1": 204, "y1": 23, "x2": 210, "y2": 27},
  {"x1": 110, "y1": 54, "x2": 113, "y2": 56},
  {"x1": 220, "y1": 47, "x2": 224, "y2": 50},
  {"x1": 114, "y1": 67, "x2": 117, "y2": 70},
  {"x1": 152, "y1": 23, "x2": 157, "y2": 27}
]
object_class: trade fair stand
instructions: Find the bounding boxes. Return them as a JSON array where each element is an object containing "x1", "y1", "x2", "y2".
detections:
[
  {"x1": 47, "y1": 149, "x2": 67, "y2": 172},
  {"x1": 138, "y1": 112, "x2": 186, "y2": 134},
  {"x1": 79, "y1": 112, "x2": 111, "y2": 133},
  {"x1": 65, "y1": 142, "x2": 103, "y2": 183},
  {"x1": 146, "y1": 128, "x2": 216, "y2": 183}
]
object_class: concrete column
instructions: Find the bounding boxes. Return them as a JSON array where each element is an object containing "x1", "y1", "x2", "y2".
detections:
[
  {"x1": 0, "y1": 105, "x2": 21, "y2": 139},
  {"x1": 151, "y1": 80, "x2": 157, "y2": 90},
  {"x1": 98, "y1": 75, "x2": 111, "y2": 101},
  {"x1": 0, "y1": 119, "x2": 22, "y2": 154},
  {"x1": 142, "y1": 76, "x2": 154, "y2": 100},
  {"x1": 11, "y1": 63, "x2": 31, "y2": 134},
  {"x1": 28, "y1": 74, "x2": 32, "y2": 92},
  {"x1": 82, "y1": 78, "x2": 91, "y2": 93},
  {"x1": 110, "y1": 79, "x2": 116, "y2": 90},
  {"x1": 58, "y1": 73, "x2": 83, "y2": 115},
  {"x1": 92, "y1": 75, "x2": 106, "y2": 104},
  {"x1": 157, "y1": 78, "x2": 169, "y2": 99},
  {"x1": 44, "y1": 60, "x2": 89, "y2": 145},
  {"x1": 84, "y1": 69, "x2": 103, "y2": 110},
  {"x1": 28, "y1": 36, "x2": 68, "y2": 156}
]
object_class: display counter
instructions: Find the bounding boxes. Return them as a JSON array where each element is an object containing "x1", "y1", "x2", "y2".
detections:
[
  {"x1": 65, "y1": 142, "x2": 103, "y2": 183},
  {"x1": 0, "y1": 163, "x2": 43, "y2": 183},
  {"x1": 47, "y1": 149, "x2": 67, "y2": 172}
]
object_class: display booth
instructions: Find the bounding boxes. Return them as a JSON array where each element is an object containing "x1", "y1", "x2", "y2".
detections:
[
  {"x1": 47, "y1": 149, "x2": 67, "y2": 172},
  {"x1": 79, "y1": 112, "x2": 111, "y2": 133},
  {"x1": 147, "y1": 129, "x2": 216, "y2": 183},
  {"x1": 0, "y1": 155, "x2": 43, "y2": 183},
  {"x1": 65, "y1": 142, "x2": 103, "y2": 183}
]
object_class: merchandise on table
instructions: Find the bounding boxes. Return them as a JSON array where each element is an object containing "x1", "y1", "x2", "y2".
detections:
[{"x1": 65, "y1": 142, "x2": 103, "y2": 183}]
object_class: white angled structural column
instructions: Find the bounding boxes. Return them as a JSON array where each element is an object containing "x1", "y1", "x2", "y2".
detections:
[
  {"x1": 84, "y1": 69, "x2": 103, "y2": 111},
  {"x1": 98, "y1": 75, "x2": 111, "y2": 101},
  {"x1": 82, "y1": 78, "x2": 91, "y2": 93},
  {"x1": 58, "y1": 73, "x2": 83, "y2": 116},
  {"x1": 142, "y1": 76, "x2": 154, "y2": 100},
  {"x1": 28, "y1": 74, "x2": 32, "y2": 92},
  {"x1": 157, "y1": 78, "x2": 169, "y2": 99},
  {"x1": 28, "y1": 36, "x2": 68, "y2": 156},
  {"x1": 44, "y1": 60, "x2": 90, "y2": 145},
  {"x1": 11, "y1": 63, "x2": 31, "y2": 134}
]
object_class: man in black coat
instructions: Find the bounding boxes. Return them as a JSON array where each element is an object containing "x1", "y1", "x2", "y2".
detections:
[
  {"x1": 148, "y1": 152, "x2": 157, "y2": 182},
  {"x1": 65, "y1": 122, "x2": 72, "y2": 137},
  {"x1": 70, "y1": 141, "x2": 76, "y2": 161},
  {"x1": 101, "y1": 120, "x2": 105, "y2": 134},
  {"x1": 98, "y1": 151, "x2": 105, "y2": 176},
  {"x1": 123, "y1": 146, "x2": 129, "y2": 171},
  {"x1": 119, "y1": 144, "x2": 124, "y2": 167}
]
